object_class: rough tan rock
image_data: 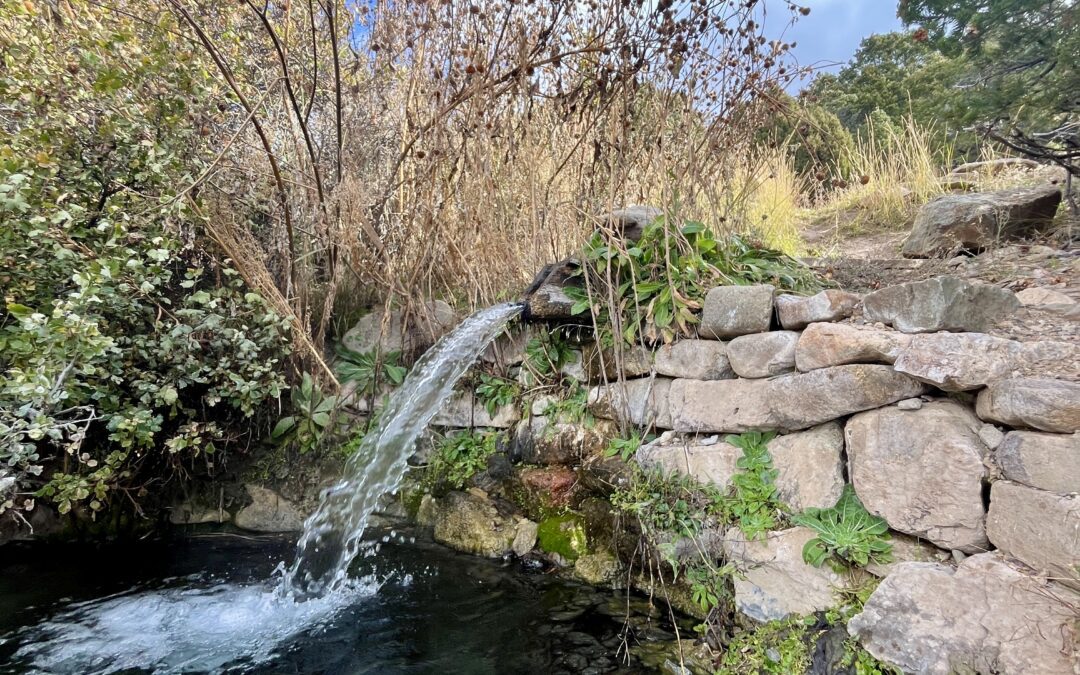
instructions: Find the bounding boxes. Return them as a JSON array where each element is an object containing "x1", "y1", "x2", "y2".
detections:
[
  {"x1": 587, "y1": 377, "x2": 672, "y2": 428},
  {"x1": 342, "y1": 300, "x2": 458, "y2": 362},
  {"x1": 902, "y1": 185, "x2": 1062, "y2": 258},
  {"x1": 864, "y1": 533, "x2": 951, "y2": 578},
  {"x1": 669, "y1": 365, "x2": 927, "y2": 433},
  {"x1": 768, "y1": 422, "x2": 845, "y2": 511},
  {"x1": 513, "y1": 416, "x2": 617, "y2": 465},
  {"x1": 995, "y1": 430, "x2": 1080, "y2": 494},
  {"x1": 795, "y1": 323, "x2": 912, "y2": 372},
  {"x1": 976, "y1": 377, "x2": 1080, "y2": 433},
  {"x1": 581, "y1": 343, "x2": 653, "y2": 382},
  {"x1": 653, "y1": 340, "x2": 734, "y2": 380},
  {"x1": 846, "y1": 401, "x2": 989, "y2": 553},
  {"x1": 700, "y1": 285, "x2": 775, "y2": 338},
  {"x1": 521, "y1": 258, "x2": 581, "y2": 320},
  {"x1": 849, "y1": 553, "x2": 1080, "y2": 675},
  {"x1": 726, "y1": 331, "x2": 800, "y2": 378},
  {"x1": 234, "y1": 485, "x2": 304, "y2": 532},
  {"x1": 893, "y1": 332, "x2": 1080, "y2": 391},
  {"x1": 635, "y1": 435, "x2": 742, "y2": 487},
  {"x1": 431, "y1": 490, "x2": 518, "y2": 557},
  {"x1": 1015, "y1": 286, "x2": 1075, "y2": 309},
  {"x1": 862, "y1": 276, "x2": 1019, "y2": 333},
  {"x1": 986, "y1": 481, "x2": 1079, "y2": 590},
  {"x1": 432, "y1": 392, "x2": 519, "y2": 428},
  {"x1": 512, "y1": 519, "x2": 539, "y2": 556},
  {"x1": 724, "y1": 527, "x2": 857, "y2": 622},
  {"x1": 775, "y1": 290, "x2": 861, "y2": 330}
]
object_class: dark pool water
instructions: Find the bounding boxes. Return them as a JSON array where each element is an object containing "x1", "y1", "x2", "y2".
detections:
[{"x1": 0, "y1": 529, "x2": 685, "y2": 674}]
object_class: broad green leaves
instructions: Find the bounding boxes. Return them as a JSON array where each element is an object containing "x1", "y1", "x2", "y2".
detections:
[{"x1": 793, "y1": 485, "x2": 893, "y2": 569}]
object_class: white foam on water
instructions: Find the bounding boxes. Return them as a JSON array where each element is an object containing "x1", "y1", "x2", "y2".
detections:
[{"x1": 11, "y1": 576, "x2": 379, "y2": 674}]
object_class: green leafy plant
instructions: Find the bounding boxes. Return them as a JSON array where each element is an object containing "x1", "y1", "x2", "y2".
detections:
[
  {"x1": 573, "y1": 217, "x2": 824, "y2": 347},
  {"x1": 426, "y1": 430, "x2": 499, "y2": 490},
  {"x1": 603, "y1": 432, "x2": 642, "y2": 462},
  {"x1": 474, "y1": 374, "x2": 520, "y2": 417},
  {"x1": 270, "y1": 374, "x2": 339, "y2": 454},
  {"x1": 726, "y1": 431, "x2": 785, "y2": 539},
  {"x1": 523, "y1": 331, "x2": 578, "y2": 383},
  {"x1": 793, "y1": 485, "x2": 893, "y2": 568},
  {"x1": 541, "y1": 384, "x2": 594, "y2": 426},
  {"x1": 714, "y1": 616, "x2": 813, "y2": 675},
  {"x1": 334, "y1": 345, "x2": 407, "y2": 395}
]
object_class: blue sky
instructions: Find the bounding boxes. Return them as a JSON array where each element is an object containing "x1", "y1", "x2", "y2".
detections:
[{"x1": 764, "y1": 1, "x2": 904, "y2": 88}]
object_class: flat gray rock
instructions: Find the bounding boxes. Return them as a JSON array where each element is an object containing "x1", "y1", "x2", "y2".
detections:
[{"x1": 863, "y1": 276, "x2": 1019, "y2": 333}]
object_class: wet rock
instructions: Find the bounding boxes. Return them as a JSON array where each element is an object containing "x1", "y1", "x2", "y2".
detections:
[
  {"x1": 846, "y1": 401, "x2": 989, "y2": 553},
  {"x1": 512, "y1": 518, "x2": 539, "y2": 556},
  {"x1": 342, "y1": 300, "x2": 457, "y2": 362},
  {"x1": 431, "y1": 490, "x2": 518, "y2": 557},
  {"x1": 234, "y1": 485, "x2": 304, "y2": 532},
  {"x1": 767, "y1": 422, "x2": 845, "y2": 511},
  {"x1": 893, "y1": 332, "x2": 1080, "y2": 391},
  {"x1": 513, "y1": 416, "x2": 617, "y2": 465},
  {"x1": 775, "y1": 290, "x2": 861, "y2": 330},
  {"x1": 849, "y1": 553, "x2": 1080, "y2": 675},
  {"x1": 653, "y1": 340, "x2": 734, "y2": 380},
  {"x1": 169, "y1": 498, "x2": 230, "y2": 525},
  {"x1": 996, "y1": 430, "x2": 1080, "y2": 493},
  {"x1": 864, "y1": 533, "x2": 951, "y2": 578},
  {"x1": 573, "y1": 551, "x2": 625, "y2": 588},
  {"x1": 795, "y1": 323, "x2": 911, "y2": 371},
  {"x1": 537, "y1": 512, "x2": 588, "y2": 562},
  {"x1": 587, "y1": 377, "x2": 672, "y2": 428},
  {"x1": 522, "y1": 258, "x2": 582, "y2": 321},
  {"x1": 518, "y1": 466, "x2": 580, "y2": 512},
  {"x1": 862, "y1": 276, "x2": 1019, "y2": 333},
  {"x1": 976, "y1": 377, "x2": 1080, "y2": 433},
  {"x1": 669, "y1": 365, "x2": 927, "y2": 433},
  {"x1": 902, "y1": 185, "x2": 1062, "y2": 258},
  {"x1": 724, "y1": 527, "x2": 858, "y2": 622},
  {"x1": 986, "y1": 481, "x2": 1079, "y2": 590},
  {"x1": 700, "y1": 285, "x2": 775, "y2": 339},
  {"x1": 726, "y1": 331, "x2": 800, "y2": 378},
  {"x1": 432, "y1": 392, "x2": 519, "y2": 428},
  {"x1": 479, "y1": 326, "x2": 530, "y2": 367}
]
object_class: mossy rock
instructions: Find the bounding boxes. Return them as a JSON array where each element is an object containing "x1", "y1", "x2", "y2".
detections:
[
  {"x1": 573, "y1": 551, "x2": 625, "y2": 587},
  {"x1": 537, "y1": 512, "x2": 588, "y2": 561}
]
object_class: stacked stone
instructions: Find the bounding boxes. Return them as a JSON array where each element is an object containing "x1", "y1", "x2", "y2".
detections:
[{"x1": 584, "y1": 275, "x2": 1080, "y2": 674}]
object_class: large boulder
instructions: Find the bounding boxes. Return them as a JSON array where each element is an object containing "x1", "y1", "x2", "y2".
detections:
[
  {"x1": 726, "y1": 330, "x2": 799, "y2": 378},
  {"x1": 849, "y1": 553, "x2": 1080, "y2": 675},
  {"x1": 795, "y1": 323, "x2": 911, "y2": 371},
  {"x1": 724, "y1": 527, "x2": 859, "y2": 622},
  {"x1": 893, "y1": 332, "x2": 1080, "y2": 391},
  {"x1": 653, "y1": 340, "x2": 734, "y2": 380},
  {"x1": 431, "y1": 490, "x2": 524, "y2": 557},
  {"x1": 846, "y1": 401, "x2": 989, "y2": 552},
  {"x1": 775, "y1": 290, "x2": 861, "y2": 330},
  {"x1": 902, "y1": 184, "x2": 1062, "y2": 258},
  {"x1": 669, "y1": 365, "x2": 927, "y2": 433},
  {"x1": 234, "y1": 485, "x2": 304, "y2": 532},
  {"x1": 995, "y1": 430, "x2": 1080, "y2": 493},
  {"x1": 976, "y1": 377, "x2": 1080, "y2": 433},
  {"x1": 342, "y1": 300, "x2": 458, "y2": 361},
  {"x1": 767, "y1": 422, "x2": 845, "y2": 511},
  {"x1": 587, "y1": 377, "x2": 672, "y2": 428},
  {"x1": 862, "y1": 276, "x2": 1019, "y2": 333},
  {"x1": 699, "y1": 285, "x2": 775, "y2": 339},
  {"x1": 986, "y1": 481, "x2": 1079, "y2": 590}
]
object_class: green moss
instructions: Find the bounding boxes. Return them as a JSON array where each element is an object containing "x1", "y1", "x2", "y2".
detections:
[{"x1": 537, "y1": 512, "x2": 588, "y2": 561}]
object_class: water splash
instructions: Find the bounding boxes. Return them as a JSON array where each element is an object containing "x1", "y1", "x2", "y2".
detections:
[
  {"x1": 7, "y1": 302, "x2": 523, "y2": 673},
  {"x1": 10, "y1": 577, "x2": 379, "y2": 674},
  {"x1": 281, "y1": 301, "x2": 523, "y2": 597}
]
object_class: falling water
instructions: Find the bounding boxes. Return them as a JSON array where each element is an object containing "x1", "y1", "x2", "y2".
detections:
[
  {"x1": 281, "y1": 301, "x2": 524, "y2": 597},
  {"x1": 7, "y1": 302, "x2": 523, "y2": 673}
]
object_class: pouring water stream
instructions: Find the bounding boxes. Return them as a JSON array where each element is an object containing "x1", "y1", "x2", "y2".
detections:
[{"x1": 10, "y1": 302, "x2": 525, "y2": 673}]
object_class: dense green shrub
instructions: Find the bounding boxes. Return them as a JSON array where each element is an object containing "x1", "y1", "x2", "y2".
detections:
[{"x1": 0, "y1": 4, "x2": 291, "y2": 519}]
